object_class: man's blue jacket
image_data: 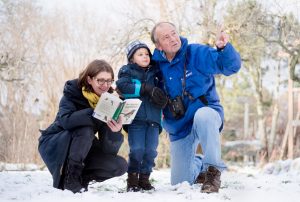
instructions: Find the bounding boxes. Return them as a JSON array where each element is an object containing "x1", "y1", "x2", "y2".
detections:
[{"x1": 152, "y1": 37, "x2": 241, "y2": 141}]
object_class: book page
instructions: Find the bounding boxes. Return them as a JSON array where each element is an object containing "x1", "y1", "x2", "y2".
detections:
[
  {"x1": 93, "y1": 92, "x2": 122, "y2": 122},
  {"x1": 120, "y1": 99, "x2": 142, "y2": 124}
]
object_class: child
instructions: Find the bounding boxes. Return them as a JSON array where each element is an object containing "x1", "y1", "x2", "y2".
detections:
[{"x1": 116, "y1": 40, "x2": 167, "y2": 192}]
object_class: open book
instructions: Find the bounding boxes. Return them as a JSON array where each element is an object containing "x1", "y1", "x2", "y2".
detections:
[{"x1": 93, "y1": 92, "x2": 142, "y2": 125}]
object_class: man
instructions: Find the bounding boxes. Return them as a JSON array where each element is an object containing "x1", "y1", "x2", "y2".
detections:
[{"x1": 151, "y1": 22, "x2": 241, "y2": 193}]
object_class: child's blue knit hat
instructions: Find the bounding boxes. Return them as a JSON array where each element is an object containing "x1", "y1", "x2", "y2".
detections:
[{"x1": 126, "y1": 40, "x2": 151, "y2": 62}]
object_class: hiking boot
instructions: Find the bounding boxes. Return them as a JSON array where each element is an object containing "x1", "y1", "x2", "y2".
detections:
[
  {"x1": 81, "y1": 172, "x2": 107, "y2": 191},
  {"x1": 81, "y1": 174, "x2": 92, "y2": 192},
  {"x1": 126, "y1": 172, "x2": 140, "y2": 192},
  {"x1": 139, "y1": 173, "x2": 155, "y2": 191},
  {"x1": 64, "y1": 159, "x2": 86, "y2": 193},
  {"x1": 201, "y1": 166, "x2": 221, "y2": 193},
  {"x1": 194, "y1": 171, "x2": 206, "y2": 184}
]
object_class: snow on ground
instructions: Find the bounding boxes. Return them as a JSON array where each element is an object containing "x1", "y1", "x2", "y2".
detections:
[{"x1": 1, "y1": 159, "x2": 300, "y2": 202}]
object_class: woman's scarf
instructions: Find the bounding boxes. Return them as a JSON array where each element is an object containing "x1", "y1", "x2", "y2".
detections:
[{"x1": 82, "y1": 86, "x2": 99, "y2": 109}]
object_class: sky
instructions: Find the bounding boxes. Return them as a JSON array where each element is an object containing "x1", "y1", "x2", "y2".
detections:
[
  {"x1": 1, "y1": 158, "x2": 300, "y2": 202},
  {"x1": 38, "y1": 0, "x2": 300, "y2": 20},
  {"x1": 264, "y1": 0, "x2": 300, "y2": 20}
]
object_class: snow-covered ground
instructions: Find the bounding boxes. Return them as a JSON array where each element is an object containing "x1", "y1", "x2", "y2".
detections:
[{"x1": 1, "y1": 159, "x2": 300, "y2": 202}]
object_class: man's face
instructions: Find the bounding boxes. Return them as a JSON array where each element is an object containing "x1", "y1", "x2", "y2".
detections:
[{"x1": 155, "y1": 23, "x2": 181, "y2": 56}]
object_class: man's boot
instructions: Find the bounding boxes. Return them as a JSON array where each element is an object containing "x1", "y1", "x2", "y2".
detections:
[
  {"x1": 194, "y1": 171, "x2": 206, "y2": 184},
  {"x1": 64, "y1": 159, "x2": 86, "y2": 193},
  {"x1": 126, "y1": 173, "x2": 140, "y2": 192},
  {"x1": 139, "y1": 173, "x2": 155, "y2": 191},
  {"x1": 201, "y1": 166, "x2": 221, "y2": 193}
]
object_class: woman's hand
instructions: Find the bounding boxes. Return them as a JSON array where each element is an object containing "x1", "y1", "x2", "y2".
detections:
[{"x1": 107, "y1": 117, "x2": 123, "y2": 132}]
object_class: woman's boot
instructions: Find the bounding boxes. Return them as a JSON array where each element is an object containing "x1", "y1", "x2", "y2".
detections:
[{"x1": 64, "y1": 159, "x2": 85, "y2": 193}]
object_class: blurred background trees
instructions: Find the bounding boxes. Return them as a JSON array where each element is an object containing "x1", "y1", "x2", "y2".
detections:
[{"x1": 0, "y1": 0, "x2": 299, "y2": 168}]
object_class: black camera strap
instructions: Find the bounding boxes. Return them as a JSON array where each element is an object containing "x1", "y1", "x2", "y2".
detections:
[{"x1": 182, "y1": 55, "x2": 208, "y2": 105}]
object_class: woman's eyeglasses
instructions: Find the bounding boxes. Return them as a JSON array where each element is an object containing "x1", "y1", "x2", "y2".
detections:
[{"x1": 94, "y1": 78, "x2": 114, "y2": 85}]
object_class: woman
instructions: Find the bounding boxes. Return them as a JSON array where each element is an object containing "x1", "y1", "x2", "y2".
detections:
[{"x1": 38, "y1": 59, "x2": 127, "y2": 193}]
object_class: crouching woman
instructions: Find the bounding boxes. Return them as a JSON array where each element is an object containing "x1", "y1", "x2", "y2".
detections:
[{"x1": 38, "y1": 59, "x2": 127, "y2": 193}]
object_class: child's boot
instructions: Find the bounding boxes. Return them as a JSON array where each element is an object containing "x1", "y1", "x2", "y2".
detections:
[
  {"x1": 139, "y1": 173, "x2": 155, "y2": 191},
  {"x1": 127, "y1": 172, "x2": 140, "y2": 192}
]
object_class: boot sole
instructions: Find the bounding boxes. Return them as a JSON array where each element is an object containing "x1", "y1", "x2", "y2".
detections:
[{"x1": 201, "y1": 188, "x2": 219, "y2": 193}]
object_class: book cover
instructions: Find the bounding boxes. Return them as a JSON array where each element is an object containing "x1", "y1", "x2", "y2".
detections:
[{"x1": 93, "y1": 92, "x2": 141, "y2": 124}]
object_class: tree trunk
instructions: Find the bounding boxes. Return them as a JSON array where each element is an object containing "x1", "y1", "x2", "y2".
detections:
[
  {"x1": 251, "y1": 65, "x2": 268, "y2": 160},
  {"x1": 269, "y1": 63, "x2": 280, "y2": 155},
  {"x1": 280, "y1": 121, "x2": 289, "y2": 159},
  {"x1": 244, "y1": 102, "x2": 250, "y2": 139},
  {"x1": 288, "y1": 71, "x2": 294, "y2": 159}
]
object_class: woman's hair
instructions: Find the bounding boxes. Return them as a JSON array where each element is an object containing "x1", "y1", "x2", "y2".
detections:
[{"x1": 78, "y1": 59, "x2": 114, "y2": 93}]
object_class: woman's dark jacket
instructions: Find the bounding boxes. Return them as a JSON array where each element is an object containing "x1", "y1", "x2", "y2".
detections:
[
  {"x1": 116, "y1": 63, "x2": 163, "y2": 131},
  {"x1": 38, "y1": 79, "x2": 124, "y2": 189}
]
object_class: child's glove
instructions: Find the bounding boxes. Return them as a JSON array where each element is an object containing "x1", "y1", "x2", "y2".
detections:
[{"x1": 140, "y1": 83, "x2": 168, "y2": 109}]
